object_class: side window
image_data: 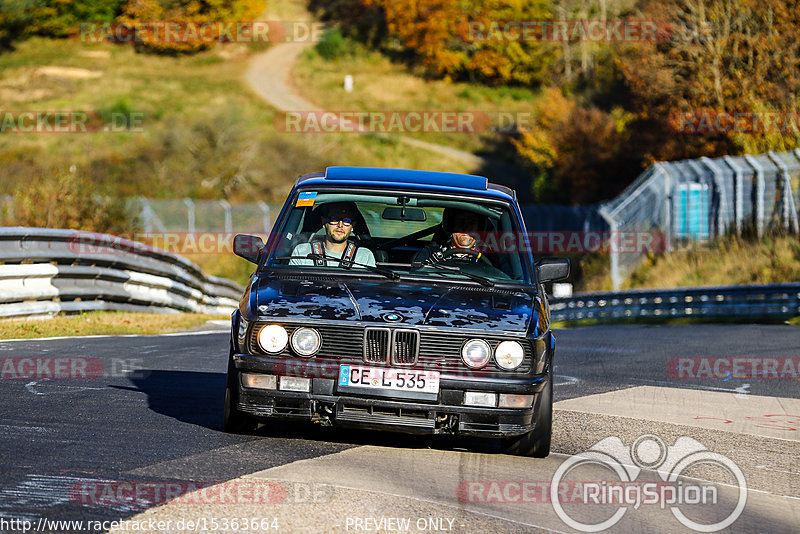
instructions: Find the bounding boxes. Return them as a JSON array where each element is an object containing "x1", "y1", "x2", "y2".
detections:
[{"x1": 272, "y1": 207, "x2": 307, "y2": 262}]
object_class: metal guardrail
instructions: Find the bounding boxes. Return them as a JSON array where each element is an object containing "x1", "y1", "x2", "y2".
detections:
[
  {"x1": 550, "y1": 283, "x2": 800, "y2": 322},
  {"x1": 0, "y1": 227, "x2": 244, "y2": 318}
]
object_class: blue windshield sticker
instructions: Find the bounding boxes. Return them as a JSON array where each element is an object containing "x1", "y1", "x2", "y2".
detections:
[{"x1": 296, "y1": 192, "x2": 317, "y2": 207}]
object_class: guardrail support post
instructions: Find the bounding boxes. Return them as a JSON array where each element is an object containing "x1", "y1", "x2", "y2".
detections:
[
  {"x1": 138, "y1": 197, "x2": 167, "y2": 234},
  {"x1": 701, "y1": 157, "x2": 728, "y2": 238},
  {"x1": 598, "y1": 206, "x2": 620, "y2": 290},
  {"x1": 653, "y1": 163, "x2": 673, "y2": 252},
  {"x1": 220, "y1": 200, "x2": 232, "y2": 234},
  {"x1": 744, "y1": 155, "x2": 765, "y2": 237},
  {"x1": 183, "y1": 198, "x2": 196, "y2": 234},
  {"x1": 257, "y1": 201, "x2": 271, "y2": 235},
  {"x1": 768, "y1": 151, "x2": 800, "y2": 234},
  {"x1": 723, "y1": 156, "x2": 744, "y2": 236}
]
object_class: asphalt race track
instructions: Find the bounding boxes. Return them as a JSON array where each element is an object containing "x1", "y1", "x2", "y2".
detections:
[{"x1": 0, "y1": 324, "x2": 798, "y2": 533}]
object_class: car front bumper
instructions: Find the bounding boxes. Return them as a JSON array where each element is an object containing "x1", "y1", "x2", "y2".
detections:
[{"x1": 232, "y1": 353, "x2": 548, "y2": 437}]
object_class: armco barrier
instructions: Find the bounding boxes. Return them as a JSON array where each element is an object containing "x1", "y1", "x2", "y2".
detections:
[
  {"x1": 0, "y1": 227, "x2": 243, "y2": 318},
  {"x1": 550, "y1": 283, "x2": 800, "y2": 322}
]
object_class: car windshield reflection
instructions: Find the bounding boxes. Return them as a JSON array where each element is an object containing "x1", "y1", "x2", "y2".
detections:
[{"x1": 264, "y1": 192, "x2": 531, "y2": 284}]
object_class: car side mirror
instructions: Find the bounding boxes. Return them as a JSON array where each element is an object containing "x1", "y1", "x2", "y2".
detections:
[
  {"x1": 536, "y1": 257, "x2": 570, "y2": 283},
  {"x1": 234, "y1": 234, "x2": 264, "y2": 264}
]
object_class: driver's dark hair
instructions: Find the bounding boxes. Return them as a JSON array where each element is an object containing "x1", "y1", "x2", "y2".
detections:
[
  {"x1": 319, "y1": 201, "x2": 356, "y2": 219},
  {"x1": 441, "y1": 207, "x2": 483, "y2": 234}
]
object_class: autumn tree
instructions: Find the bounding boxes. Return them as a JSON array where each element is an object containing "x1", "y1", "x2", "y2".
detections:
[
  {"x1": 620, "y1": 0, "x2": 800, "y2": 161},
  {"x1": 119, "y1": 0, "x2": 265, "y2": 54},
  {"x1": 0, "y1": 0, "x2": 122, "y2": 48}
]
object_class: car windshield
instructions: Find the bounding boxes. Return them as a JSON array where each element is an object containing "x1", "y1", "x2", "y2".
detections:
[{"x1": 264, "y1": 190, "x2": 531, "y2": 284}]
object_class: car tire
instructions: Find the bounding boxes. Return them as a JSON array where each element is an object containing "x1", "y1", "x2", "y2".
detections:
[
  {"x1": 502, "y1": 358, "x2": 552, "y2": 457},
  {"x1": 223, "y1": 348, "x2": 258, "y2": 434}
]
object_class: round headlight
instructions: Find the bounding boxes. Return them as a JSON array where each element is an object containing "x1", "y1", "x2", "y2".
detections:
[
  {"x1": 461, "y1": 339, "x2": 491, "y2": 369},
  {"x1": 494, "y1": 341, "x2": 524, "y2": 370},
  {"x1": 291, "y1": 327, "x2": 321, "y2": 357},
  {"x1": 257, "y1": 324, "x2": 288, "y2": 354}
]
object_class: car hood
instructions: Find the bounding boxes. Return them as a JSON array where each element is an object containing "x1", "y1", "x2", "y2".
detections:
[{"x1": 252, "y1": 277, "x2": 534, "y2": 332}]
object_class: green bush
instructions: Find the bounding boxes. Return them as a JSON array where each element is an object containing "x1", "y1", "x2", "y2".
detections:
[
  {"x1": 315, "y1": 28, "x2": 347, "y2": 60},
  {"x1": 0, "y1": 0, "x2": 123, "y2": 49},
  {"x1": 4, "y1": 171, "x2": 134, "y2": 233}
]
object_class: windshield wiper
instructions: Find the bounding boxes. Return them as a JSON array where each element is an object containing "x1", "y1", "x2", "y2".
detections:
[
  {"x1": 271, "y1": 254, "x2": 399, "y2": 281},
  {"x1": 411, "y1": 261, "x2": 494, "y2": 287}
]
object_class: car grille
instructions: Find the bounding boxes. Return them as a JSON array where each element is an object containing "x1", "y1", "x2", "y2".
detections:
[
  {"x1": 249, "y1": 323, "x2": 532, "y2": 373},
  {"x1": 364, "y1": 328, "x2": 390, "y2": 363},
  {"x1": 393, "y1": 329, "x2": 419, "y2": 365},
  {"x1": 361, "y1": 327, "x2": 420, "y2": 365}
]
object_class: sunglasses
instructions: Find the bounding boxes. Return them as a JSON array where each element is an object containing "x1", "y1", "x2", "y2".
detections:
[{"x1": 326, "y1": 216, "x2": 353, "y2": 226}]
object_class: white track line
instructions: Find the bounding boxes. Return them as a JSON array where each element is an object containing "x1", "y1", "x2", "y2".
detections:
[{"x1": 0, "y1": 329, "x2": 228, "y2": 344}]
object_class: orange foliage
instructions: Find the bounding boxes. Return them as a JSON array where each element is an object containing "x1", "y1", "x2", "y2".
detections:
[
  {"x1": 119, "y1": 0, "x2": 265, "y2": 54},
  {"x1": 368, "y1": 0, "x2": 553, "y2": 84},
  {"x1": 619, "y1": 0, "x2": 800, "y2": 161}
]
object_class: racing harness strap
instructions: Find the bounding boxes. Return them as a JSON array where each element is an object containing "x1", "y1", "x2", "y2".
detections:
[{"x1": 310, "y1": 236, "x2": 358, "y2": 269}]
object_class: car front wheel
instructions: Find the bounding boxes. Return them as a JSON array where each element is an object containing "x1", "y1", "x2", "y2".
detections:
[{"x1": 502, "y1": 360, "x2": 553, "y2": 457}]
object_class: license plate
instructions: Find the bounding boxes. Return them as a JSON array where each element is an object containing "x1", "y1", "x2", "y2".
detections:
[{"x1": 338, "y1": 365, "x2": 440, "y2": 394}]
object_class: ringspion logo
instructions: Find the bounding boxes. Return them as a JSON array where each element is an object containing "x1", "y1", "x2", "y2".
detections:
[{"x1": 550, "y1": 434, "x2": 746, "y2": 532}]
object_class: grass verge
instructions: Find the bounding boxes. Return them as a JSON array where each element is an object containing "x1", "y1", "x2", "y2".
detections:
[
  {"x1": 577, "y1": 234, "x2": 800, "y2": 292},
  {"x1": 0, "y1": 312, "x2": 229, "y2": 340},
  {"x1": 293, "y1": 43, "x2": 541, "y2": 155},
  {"x1": 623, "y1": 234, "x2": 800, "y2": 289}
]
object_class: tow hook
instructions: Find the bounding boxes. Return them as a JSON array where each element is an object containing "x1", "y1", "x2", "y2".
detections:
[
  {"x1": 311, "y1": 402, "x2": 335, "y2": 426},
  {"x1": 435, "y1": 414, "x2": 458, "y2": 433}
]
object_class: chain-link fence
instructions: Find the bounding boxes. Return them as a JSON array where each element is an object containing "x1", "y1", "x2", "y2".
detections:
[
  {"x1": 133, "y1": 198, "x2": 277, "y2": 235},
  {"x1": 601, "y1": 149, "x2": 800, "y2": 289}
]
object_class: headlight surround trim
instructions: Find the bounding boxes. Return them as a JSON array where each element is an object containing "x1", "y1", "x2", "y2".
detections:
[
  {"x1": 494, "y1": 340, "x2": 525, "y2": 370},
  {"x1": 290, "y1": 327, "x2": 322, "y2": 357},
  {"x1": 461, "y1": 338, "x2": 491, "y2": 369},
  {"x1": 257, "y1": 324, "x2": 289, "y2": 354}
]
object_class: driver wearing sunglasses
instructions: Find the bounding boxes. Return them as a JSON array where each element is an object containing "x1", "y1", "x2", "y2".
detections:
[{"x1": 290, "y1": 203, "x2": 376, "y2": 268}]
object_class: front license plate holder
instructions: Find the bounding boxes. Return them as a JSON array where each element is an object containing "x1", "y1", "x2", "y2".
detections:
[{"x1": 337, "y1": 365, "x2": 440, "y2": 401}]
